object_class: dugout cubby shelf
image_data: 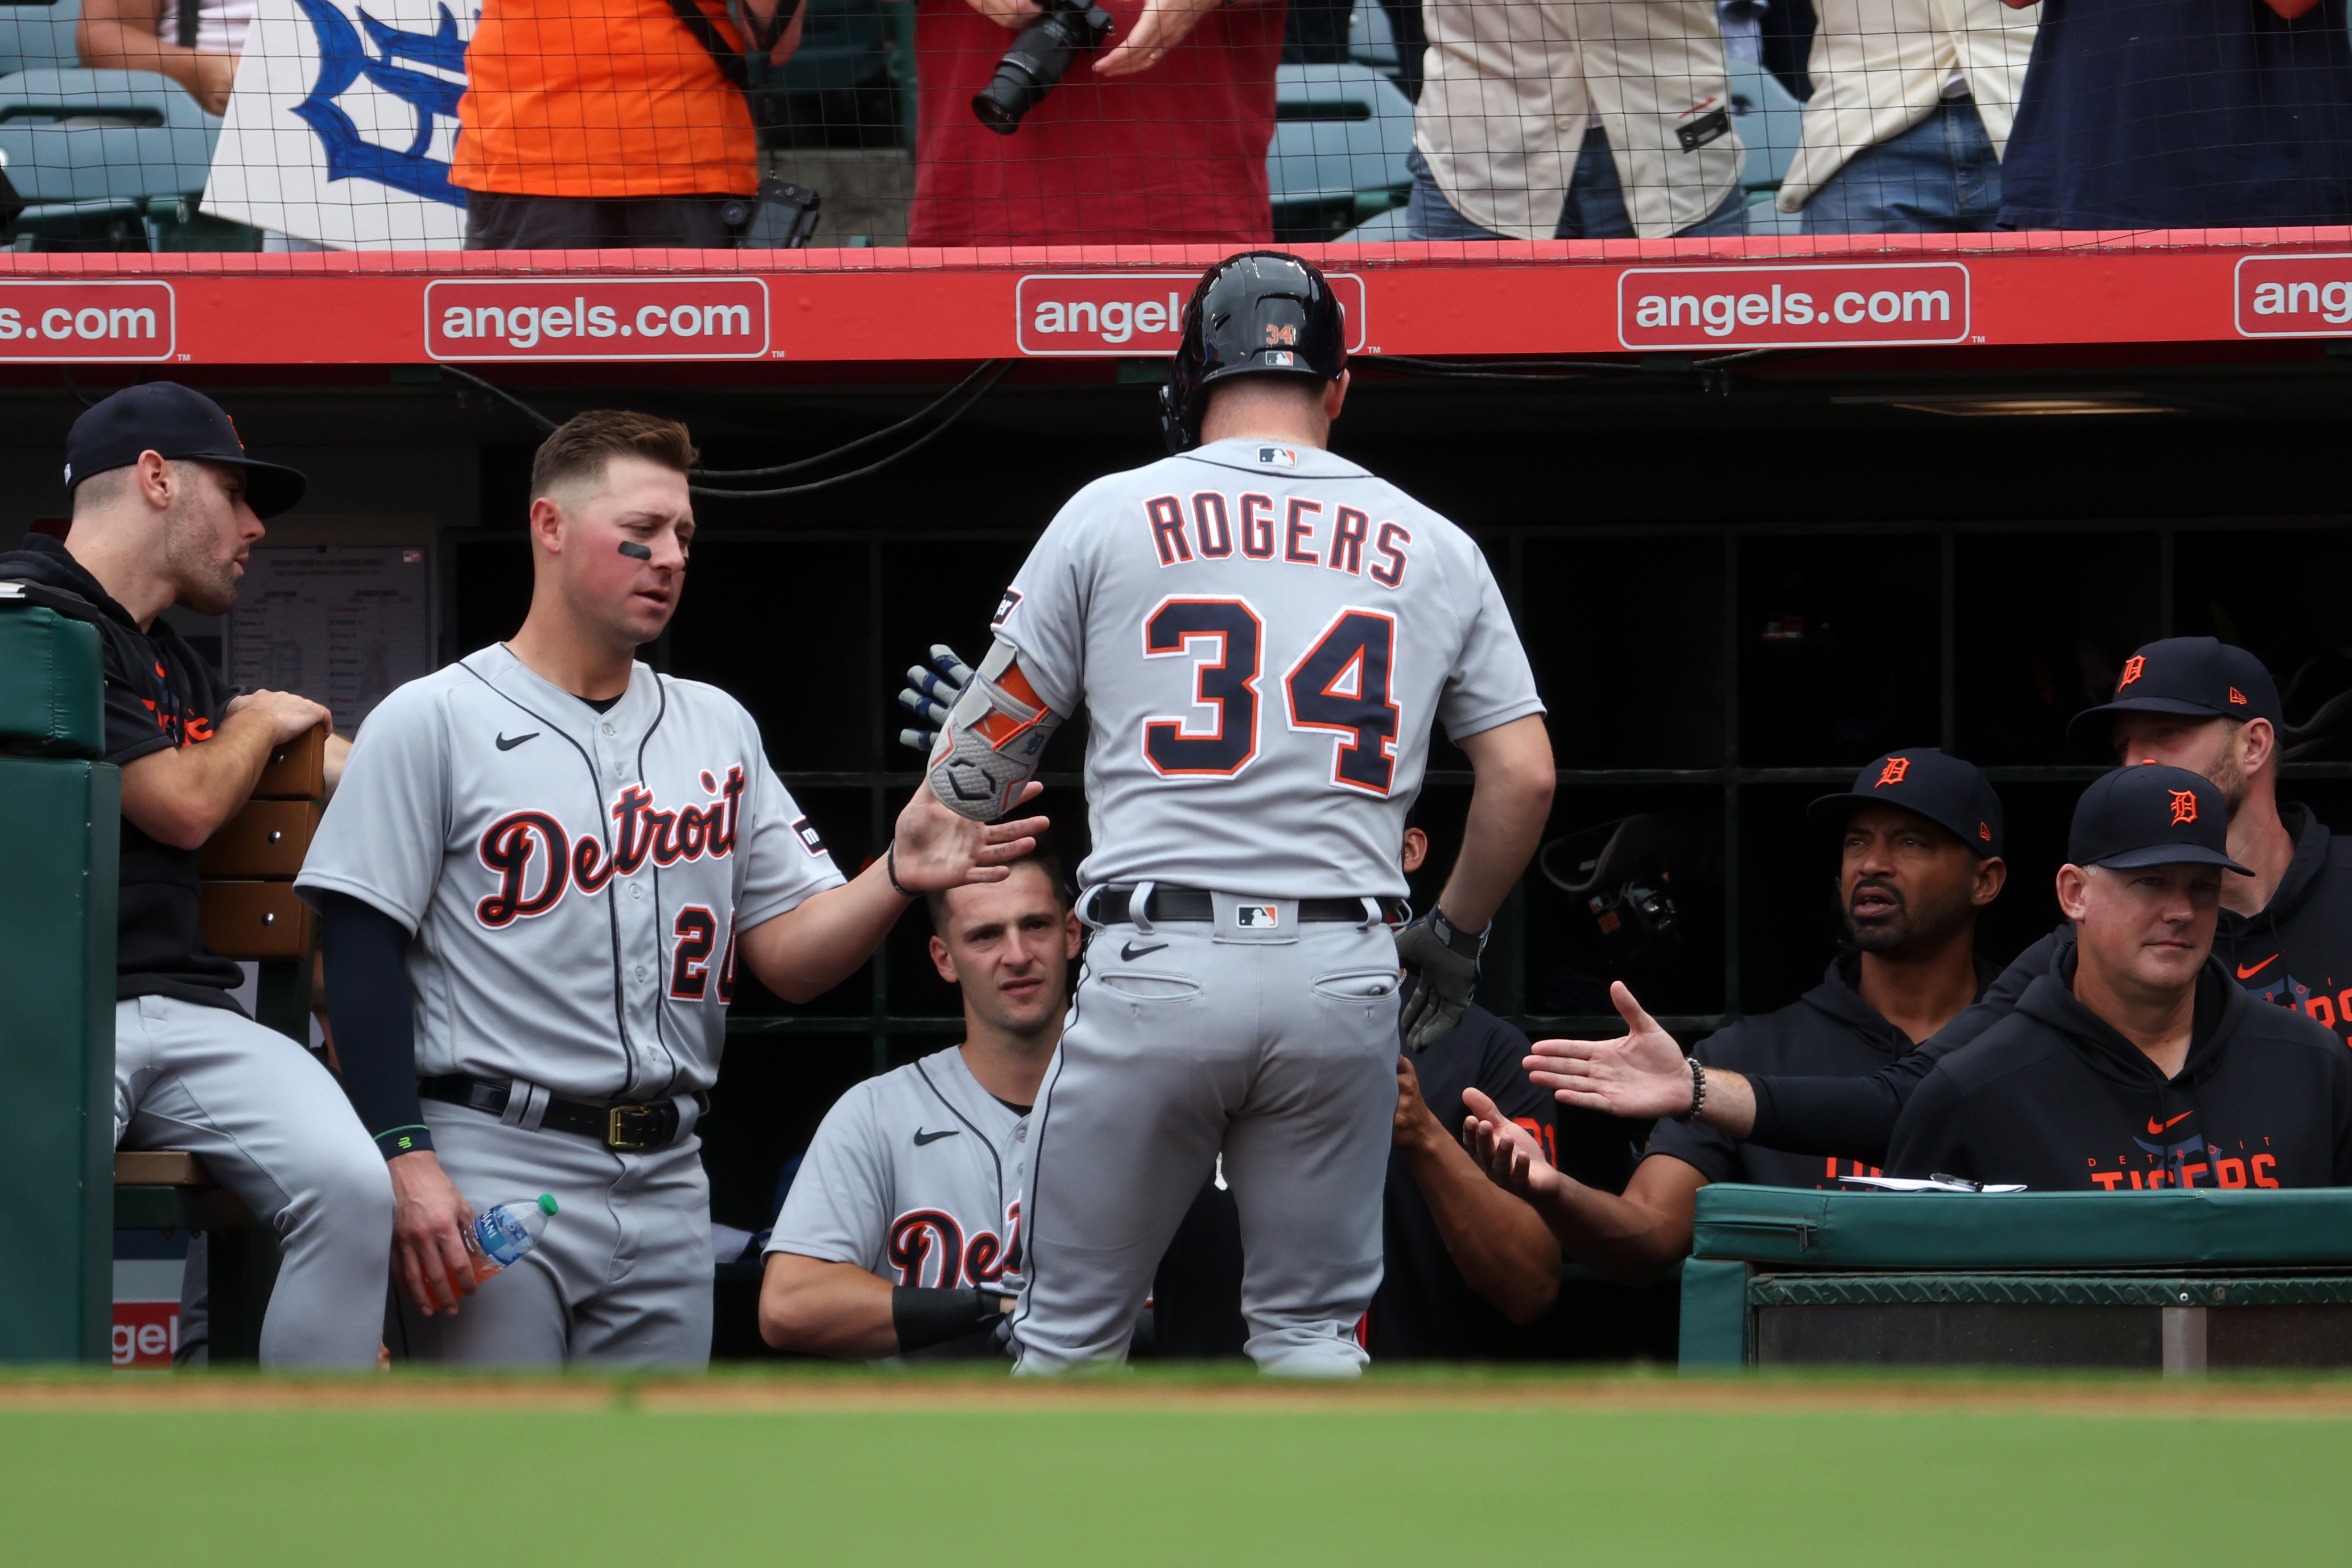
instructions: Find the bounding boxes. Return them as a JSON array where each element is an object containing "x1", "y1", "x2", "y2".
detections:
[{"x1": 434, "y1": 512, "x2": 2352, "y2": 1232}]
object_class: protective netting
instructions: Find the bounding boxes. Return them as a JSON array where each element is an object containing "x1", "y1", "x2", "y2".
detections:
[{"x1": 0, "y1": 0, "x2": 2347, "y2": 255}]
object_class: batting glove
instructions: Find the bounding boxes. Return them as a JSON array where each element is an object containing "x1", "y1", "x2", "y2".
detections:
[
  {"x1": 1394, "y1": 908, "x2": 1487, "y2": 1053},
  {"x1": 895, "y1": 644, "x2": 972, "y2": 754}
]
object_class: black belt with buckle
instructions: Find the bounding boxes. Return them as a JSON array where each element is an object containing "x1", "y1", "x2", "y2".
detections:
[
  {"x1": 1089, "y1": 885, "x2": 1389, "y2": 925},
  {"x1": 419, "y1": 1074, "x2": 707, "y2": 1152}
]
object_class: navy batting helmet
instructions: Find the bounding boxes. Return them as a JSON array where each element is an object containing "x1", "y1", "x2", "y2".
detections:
[{"x1": 1160, "y1": 251, "x2": 1348, "y2": 455}]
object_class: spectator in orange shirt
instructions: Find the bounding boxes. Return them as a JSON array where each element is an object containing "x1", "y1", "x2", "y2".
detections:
[{"x1": 453, "y1": 0, "x2": 805, "y2": 249}]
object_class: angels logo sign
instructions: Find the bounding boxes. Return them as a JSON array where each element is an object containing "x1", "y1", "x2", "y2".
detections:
[{"x1": 202, "y1": 0, "x2": 472, "y2": 247}]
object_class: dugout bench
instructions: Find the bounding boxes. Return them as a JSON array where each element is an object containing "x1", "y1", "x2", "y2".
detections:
[
  {"x1": 1678, "y1": 1186, "x2": 2352, "y2": 1375},
  {"x1": 0, "y1": 583, "x2": 321, "y2": 1363}
]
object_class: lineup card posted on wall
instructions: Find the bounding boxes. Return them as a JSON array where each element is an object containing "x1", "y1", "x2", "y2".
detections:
[{"x1": 229, "y1": 546, "x2": 434, "y2": 735}]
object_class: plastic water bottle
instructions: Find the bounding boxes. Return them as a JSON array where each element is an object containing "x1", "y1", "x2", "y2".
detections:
[{"x1": 467, "y1": 1194, "x2": 558, "y2": 1283}]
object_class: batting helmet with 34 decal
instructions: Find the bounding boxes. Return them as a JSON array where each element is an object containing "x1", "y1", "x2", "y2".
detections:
[{"x1": 1159, "y1": 251, "x2": 1349, "y2": 456}]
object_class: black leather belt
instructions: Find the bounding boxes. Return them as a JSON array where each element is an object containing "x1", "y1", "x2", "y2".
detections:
[
  {"x1": 1089, "y1": 885, "x2": 1388, "y2": 925},
  {"x1": 419, "y1": 1074, "x2": 707, "y2": 1153}
]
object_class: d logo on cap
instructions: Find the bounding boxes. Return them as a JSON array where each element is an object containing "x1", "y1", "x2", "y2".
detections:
[
  {"x1": 2118, "y1": 656, "x2": 2145, "y2": 689},
  {"x1": 1876, "y1": 757, "x2": 1909, "y2": 787},
  {"x1": 2169, "y1": 790, "x2": 2197, "y2": 825}
]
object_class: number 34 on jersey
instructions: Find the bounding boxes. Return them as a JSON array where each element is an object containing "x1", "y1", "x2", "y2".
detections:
[{"x1": 1141, "y1": 596, "x2": 1400, "y2": 795}]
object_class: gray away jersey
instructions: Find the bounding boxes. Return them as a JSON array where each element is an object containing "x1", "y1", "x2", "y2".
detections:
[
  {"x1": 296, "y1": 643, "x2": 843, "y2": 1102},
  {"x1": 766, "y1": 1045, "x2": 1026, "y2": 1295},
  {"x1": 996, "y1": 437, "x2": 1544, "y2": 898}
]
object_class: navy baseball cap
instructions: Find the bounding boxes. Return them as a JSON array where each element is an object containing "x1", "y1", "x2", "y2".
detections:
[
  {"x1": 2065, "y1": 637, "x2": 2282, "y2": 750},
  {"x1": 64, "y1": 382, "x2": 306, "y2": 519},
  {"x1": 2068, "y1": 764, "x2": 2251, "y2": 875},
  {"x1": 1806, "y1": 747, "x2": 2005, "y2": 859}
]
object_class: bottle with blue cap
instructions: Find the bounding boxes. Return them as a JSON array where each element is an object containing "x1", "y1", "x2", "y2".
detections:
[{"x1": 465, "y1": 1194, "x2": 559, "y2": 1282}]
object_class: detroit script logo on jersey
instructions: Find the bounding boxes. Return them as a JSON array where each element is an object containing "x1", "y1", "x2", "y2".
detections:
[
  {"x1": 475, "y1": 766, "x2": 747, "y2": 927},
  {"x1": 888, "y1": 1200, "x2": 1021, "y2": 1289}
]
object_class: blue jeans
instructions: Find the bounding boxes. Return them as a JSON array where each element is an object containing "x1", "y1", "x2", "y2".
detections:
[
  {"x1": 1797, "y1": 98, "x2": 2002, "y2": 234},
  {"x1": 1406, "y1": 135, "x2": 1749, "y2": 240}
]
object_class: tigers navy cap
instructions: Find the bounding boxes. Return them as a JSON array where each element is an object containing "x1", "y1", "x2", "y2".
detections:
[
  {"x1": 2068, "y1": 764, "x2": 2251, "y2": 874},
  {"x1": 2065, "y1": 637, "x2": 2283, "y2": 750},
  {"x1": 64, "y1": 382, "x2": 307, "y2": 519},
  {"x1": 1805, "y1": 747, "x2": 2005, "y2": 860}
]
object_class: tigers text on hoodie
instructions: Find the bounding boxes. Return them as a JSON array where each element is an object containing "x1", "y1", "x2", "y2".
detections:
[{"x1": 1886, "y1": 940, "x2": 2352, "y2": 1192}]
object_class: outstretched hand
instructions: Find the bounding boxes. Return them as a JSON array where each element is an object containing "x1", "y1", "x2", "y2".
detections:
[
  {"x1": 1459, "y1": 1086, "x2": 1564, "y2": 1203},
  {"x1": 892, "y1": 780, "x2": 1049, "y2": 891},
  {"x1": 1524, "y1": 981, "x2": 1693, "y2": 1119}
]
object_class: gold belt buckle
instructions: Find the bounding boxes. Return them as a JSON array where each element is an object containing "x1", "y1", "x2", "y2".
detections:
[{"x1": 606, "y1": 1104, "x2": 657, "y2": 1151}]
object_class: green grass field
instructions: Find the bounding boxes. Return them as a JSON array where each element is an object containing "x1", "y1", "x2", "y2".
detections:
[{"x1": 4, "y1": 1368, "x2": 2347, "y2": 1565}]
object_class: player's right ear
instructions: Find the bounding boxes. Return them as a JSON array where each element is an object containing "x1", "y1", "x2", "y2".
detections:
[
  {"x1": 929, "y1": 934, "x2": 958, "y2": 985},
  {"x1": 527, "y1": 495, "x2": 568, "y2": 556}
]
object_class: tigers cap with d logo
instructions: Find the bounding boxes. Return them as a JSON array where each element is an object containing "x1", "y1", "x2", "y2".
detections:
[
  {"x1": 63, "y1": 382, "x2": 307, "y2": 519},
  {"x1": 2067, "y1": 764, "x2": 2251, "y2": 874},
  {"x1": 1804, "y1": 746, "x2": 2004, "y2": 860},
  {"x1": 2066, "y1": 637, "x2": 2282, "y2": 750}
]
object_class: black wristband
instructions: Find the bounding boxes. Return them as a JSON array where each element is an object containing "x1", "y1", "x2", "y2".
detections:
[
  {"x1": 374, "y1": 1124, "x2": 435, "y2": 1160},
  {"x1": 891, "y1": 1286, "x2": 1001, "y2": 1353}
]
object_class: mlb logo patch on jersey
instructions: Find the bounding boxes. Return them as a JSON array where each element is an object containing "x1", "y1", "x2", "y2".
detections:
[
  {"x1": 991, "y1": 588, "x2": 1023, "y2": 629},
  {"x1": 1235, "y1": 904, "x2": 1280, "y2": 928},
  {"x1": 791, "y1": 816, "x2": 826, "y2": 856},
  {"x1": 1256, "y1": 445, "x2": 1297, "y2": 468}
]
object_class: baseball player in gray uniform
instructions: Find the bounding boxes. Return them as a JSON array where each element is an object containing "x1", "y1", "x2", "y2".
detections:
[
  {"x1": 758, "y1": 848, "x2": 1078, "y2": 1360},
  {"x1": 298, "y1": 411, "x2": 1045, "y2": 1367},
  {"x1": 923, "y1": 253, "x2": 1557, "y2": 1375}
]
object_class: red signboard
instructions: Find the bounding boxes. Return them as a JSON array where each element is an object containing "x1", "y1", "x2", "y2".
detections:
[
  {"x1": 1015, "y1": 272, "x2": 1369, "y2": 356},
  {"x1": 2233, "y1": 253, "x2": 2352, "y2": 337},
  {"x1": 112, "y1": 1299, "x2": 179, "y2": 1368},
  {"x1": 424, "y1": 277, "x2": 774, "y2": 361},
  {"x1": 1616, "y1": 263, "x2": 1972, "y2": 350},
  {"x1": 0, "y1": 280, "x2": 175, "y2": 361}
]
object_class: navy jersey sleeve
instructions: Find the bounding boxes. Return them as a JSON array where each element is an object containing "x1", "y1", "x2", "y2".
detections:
[
  {"x1": 99, "y1": 648, "x2": 178, "y2": 769},
  {"x1": 1883, "y1": 1067, "x2": 1974, "y2": 1181},
  {"x1": 1744, "y1": 931, "x2": 2062, "y2": 1163}
]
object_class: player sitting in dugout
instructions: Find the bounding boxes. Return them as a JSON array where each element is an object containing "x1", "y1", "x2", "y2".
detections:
[
  {"x1": 1523, "y1": 637, "x2": 2352, "y2": 1172},
  {"x1": 1152, "y1": 812, "x2": 1652, "y2": 1360},
  {"x1": 758, "y1": 846, "x2": 1077, "y2": 1361},
  {"x1": 1450, "y1": 748, "x2": 2008, "y2": 1282},
  {"x1": 1880, "y1": 765, "x2": 2352, "y2": 1189}
]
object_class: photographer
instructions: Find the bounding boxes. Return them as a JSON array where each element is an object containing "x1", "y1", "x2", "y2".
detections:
[
  {"x1": 910, "y1": 0, "x2": 1286, "y2": 245},
  {"x1": 452, "y1": 0, "x2": 807, "y2": 249}
]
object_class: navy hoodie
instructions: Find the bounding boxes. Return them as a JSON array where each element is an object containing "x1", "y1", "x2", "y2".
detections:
[
  {"x1": 1887, "y1": 938, "x2": 2352, "y2": 1191},
  {"x1": 1750, "y1": 801, "x2": 2352, "y2": 1163},
  {"x1": 1647, "y1": 954, "x2": 1991, "y2": 1189}
]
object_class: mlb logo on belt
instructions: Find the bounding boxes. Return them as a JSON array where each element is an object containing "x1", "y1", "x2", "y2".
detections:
[{"x1": 1235, "y1": 905, "x2": 1280, "y2": 928}]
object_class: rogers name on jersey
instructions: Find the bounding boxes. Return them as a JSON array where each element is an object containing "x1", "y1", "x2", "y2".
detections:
[{"x1": 476, "y1": 765, "x2": 748, "y2": 927}]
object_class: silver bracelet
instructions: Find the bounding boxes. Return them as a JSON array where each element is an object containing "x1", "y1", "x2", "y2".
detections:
[{"x1": 1673, "y1": 1055, "x2": 1706, "y2": 1124}]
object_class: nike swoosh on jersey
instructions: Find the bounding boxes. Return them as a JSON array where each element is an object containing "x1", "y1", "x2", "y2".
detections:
[
  {"x1": 495, "y1": 731, "x2": 539, "y2": 751},
  {"x1": 2146, "y1": 1111, "x2": 2194, "y2": 1135},
  {"x1": 1120, "y1": 941, "x2": 1169, "y2": 961},
  {"x1": 913, "y1": 1128, "x2": 958, "y2": 1146},
  {"x1": 2237, "y1": 954, "x2": 2280, "y2": 979}
]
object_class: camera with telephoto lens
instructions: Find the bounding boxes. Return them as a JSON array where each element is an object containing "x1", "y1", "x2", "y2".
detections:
[{"x1": 971, "y1": 0, "x2": 1116, "y2": 134}]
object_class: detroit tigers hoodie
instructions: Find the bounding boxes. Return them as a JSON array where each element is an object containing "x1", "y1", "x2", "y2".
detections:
[{"x1": 1886, "y1": 935, "x2": 2352, "y2": 1192}]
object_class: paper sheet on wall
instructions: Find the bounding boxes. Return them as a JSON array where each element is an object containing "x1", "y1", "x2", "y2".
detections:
[
  {"x1": 201, "y1": 0, "x2": 473, "y2": 248},
  {"x1": 229, "y1": 546, "x2": 434, "y2": 735}
]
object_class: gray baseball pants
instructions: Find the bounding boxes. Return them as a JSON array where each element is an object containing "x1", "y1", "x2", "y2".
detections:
[
  {"x1": 1011, "y1": 893, "x2": 1400, "y2": 1376},
  {"x1": 391, "y1": 1101, "x2": 714, "y2": 1368},
  {"x1": 113, "y1": 996, "x2": 392, "y2": 1369}
]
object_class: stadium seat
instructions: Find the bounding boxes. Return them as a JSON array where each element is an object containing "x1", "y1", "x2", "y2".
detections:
[
  {"x1": 1347, "y1": 1, "x2": 1398, "y2": 73},
  {"x1": 1268, "y1": 60, "x2": 1415, "y2": 242},
  {"x1": 1726, "y1": 54, "x2": 1803, "y2": 193},
  {"x1": 0, "y1": 66, "x2": 225, "y2": 248}
]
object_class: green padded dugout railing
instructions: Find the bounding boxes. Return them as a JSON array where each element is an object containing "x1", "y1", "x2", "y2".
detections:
[
  {"x1": 1679, "y1": 1186, "x2": 2352, "y2": 1375},
  {"x1": 0, "y1": 592, "x2": 118, "y2": 1364}
]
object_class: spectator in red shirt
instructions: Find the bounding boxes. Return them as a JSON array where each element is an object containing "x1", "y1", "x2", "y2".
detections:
[{"x1": 910, "y1": 0, "x2": 1285, "y2": 246}]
